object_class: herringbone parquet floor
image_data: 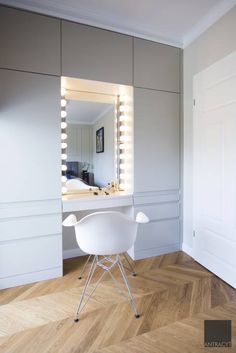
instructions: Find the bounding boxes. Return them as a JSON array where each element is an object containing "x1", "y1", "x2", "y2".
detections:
[{"x1": 0, "y1": 251, "x2": 235, "y2": 353}]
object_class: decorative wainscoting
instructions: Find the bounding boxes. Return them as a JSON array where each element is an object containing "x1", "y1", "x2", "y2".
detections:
[{"x1": 0, "y1": 199, "x2": 62, "y2": 289}]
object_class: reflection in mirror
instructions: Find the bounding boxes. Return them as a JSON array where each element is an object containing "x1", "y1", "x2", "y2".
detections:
[{"x1": 65, "y1": 99, "x2": 116, "y2": 193}]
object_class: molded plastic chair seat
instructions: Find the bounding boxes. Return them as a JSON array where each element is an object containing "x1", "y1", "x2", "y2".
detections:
[{"x1": 63, "y1": 211, "x2": 149, "y2": 322}]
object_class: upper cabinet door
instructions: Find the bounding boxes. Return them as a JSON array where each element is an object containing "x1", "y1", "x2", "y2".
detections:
[
  {"x1": 62, "y1": 21, "x2": 133, "y2": 85},
  {"x1": 134, "y1": 88, "x2": 179, "y2": 193},
  {"x1": 134, "y1": 38, "x2": 180, "y2": 92},
  {"x1": 0, "y1": 7, "x2": 60, "y2": 75},
  {"x1": 0, "y1": 69, "x2": 61, "y2": 203}
]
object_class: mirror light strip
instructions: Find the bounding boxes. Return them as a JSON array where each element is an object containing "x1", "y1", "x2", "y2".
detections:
[
  {"x1": 117, "y1": 95, "x2": 131, "y2": 191},
  {"x1": 61, "y1": 88, "x2": 68, "y2": 194}
]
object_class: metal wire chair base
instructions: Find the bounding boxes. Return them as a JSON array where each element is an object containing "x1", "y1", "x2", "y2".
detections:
[
  {"x1": 78, "y1": 252, "x2": 136, "y2": 279},
  {"x1": 78, "y1": 254, "x2": 92, "y2": 279},
  {"x1": 74, "y1": 254, "x2": 140, "y2": 322}
]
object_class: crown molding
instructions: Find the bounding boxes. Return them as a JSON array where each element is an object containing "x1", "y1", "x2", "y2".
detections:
[
  {"x1": 1, "y1": 0, "x2": 235, "y2": 49},
  {"x1": 0, "y1": 0, "x2": 182, "y2": 48},
  {"x1": 183, "y1": 0, "x2": 236, "y2": 48}
]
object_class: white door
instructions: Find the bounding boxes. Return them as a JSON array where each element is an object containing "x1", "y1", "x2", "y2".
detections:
[{"x1": 193, "y1": 50, "x2": 236, "y2": 288}]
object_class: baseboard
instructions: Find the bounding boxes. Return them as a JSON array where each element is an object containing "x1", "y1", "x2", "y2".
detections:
[
  {"x1": 133, "y1": 243, "x2": 181, "y2": 260},
  {"x1": 0, "y1": 266, "x2": 62, "y2": 289},
  {"x1": 63, "y1": 247, "x2": 85, "y2": 259},
  {"x1": 181, "y1": 243, "x2": 193, "y2": 258}
]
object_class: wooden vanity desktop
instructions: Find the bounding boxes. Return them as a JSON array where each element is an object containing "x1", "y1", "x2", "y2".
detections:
[{"x1": 62, "y1": 191, "x2": 133, "y2": 212}]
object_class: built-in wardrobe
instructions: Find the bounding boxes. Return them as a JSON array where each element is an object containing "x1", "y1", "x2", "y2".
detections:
[{"x1": 0, "y1": 5, "x2": 182, "y2": 289}]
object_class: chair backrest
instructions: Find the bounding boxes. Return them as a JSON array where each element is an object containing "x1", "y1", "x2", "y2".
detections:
[{"x1": 63, "y1": 211, "x2": 149, "y2": 255}]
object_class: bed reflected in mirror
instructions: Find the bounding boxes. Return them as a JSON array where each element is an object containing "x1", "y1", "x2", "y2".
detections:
[{"x1": 65, "y1": 99, "x2": 116, "y2": 194}]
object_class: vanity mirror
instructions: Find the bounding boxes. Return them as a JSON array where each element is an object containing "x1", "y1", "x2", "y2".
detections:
[
  {"x1": 61, "y1": 77, "x2": 134, "y2": 197},
  {"x1": 65, "y1": 98, "x2": 116, "y2": 193}
]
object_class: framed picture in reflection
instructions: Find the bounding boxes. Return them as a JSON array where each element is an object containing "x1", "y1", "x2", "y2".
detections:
[{"x1": 96, "y1": 127, "x2": 104, "y2": 153}]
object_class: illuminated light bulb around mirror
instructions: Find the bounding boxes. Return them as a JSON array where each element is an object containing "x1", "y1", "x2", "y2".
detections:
[
  {"x1": 119, "y1": 143, "x2": 125, "y2": 149},
  {"x1": 119, "y1": 125, "x2": 129, "y2": 132},
  {"x1": 61, "y1": 98, "x2": 67, "y2": 107},
  {"x1": 61, "y1": 165, "x2": 67, "y2": 171},
  {"x1": 61, "y1": 153, "x2": 67, "y2": 160},
  {"x1": 119, "y1": 154, "x2": 126, "y2": 160},
  {"x1": 61, "y1": 110, "x2": 67, "y2": 118},
  {"x1": 119, "y1": 115, "x2": 127, "y2": 122},
  {"x1": 119, "y1": 163, "x2": 126, "y2": 170},
  {"x1": 119, "y1": 173, "x2": 126, "y2": 179},
  {"x1": 120, "y1": 153, "x2": 131, "y2": 160},
  {"x1": 61, "y1": 175, "x2": 67, "y2": 183},
  {"x1": 61, "y1": 133, "x2": 67, "y2": 140},
  {"x1": 61, "y1": 186, "x2": 67, "y2": 194},
  {"x1": 119, "y1": 104, "x2": 125, "y2": 112},
  {"x1": 61, "y1": 142, "x2": 67, "y2": 149},
  {"x1": 61, "y1": 122, "x2": 67, "y2": 129},
  {"x1": 120, "y1": 135, "x2": 129, "y2": 142},
  {"x1": 119, "y1": 183, "x2": 125, "y2": 190},
  {"x1": 61, "y1": 87, "x2": 66, "y2": 96}
]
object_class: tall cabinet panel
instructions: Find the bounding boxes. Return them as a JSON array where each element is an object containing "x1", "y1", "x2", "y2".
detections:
[
  {"x1": 61, "y1": 21, "x2": 133, "y2": 85},
  {"x1": 132, "y1": 40, "x2": 181, "y2": 260},
  {"x1": 0, "y1": 7, "x2": 60, "y2": 75},
  {"x1": 0, "y1": 69, "x2": 62, "y2": 288},
  {"x1": 134, "y1": 38, "x2": 180, "y2": 92},
  {"x1": 134, "y1": 88, "x2": 179, "y2": 192},
  {"x1": 133, "y1": 88, "x2": 180, "y2": 259}
]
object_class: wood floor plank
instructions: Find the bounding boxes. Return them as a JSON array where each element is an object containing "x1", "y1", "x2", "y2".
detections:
[
  {"x1": 0, "y1": 251, "x2": 235, "y2": 353},
  {"x1": 97, "y1": 299, "x2": 236, "y2": 353}
]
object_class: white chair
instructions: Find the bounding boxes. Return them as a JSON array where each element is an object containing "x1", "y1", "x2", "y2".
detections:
[{"x1": 63, "y1": 211, "x2": 149, "y2": 322}]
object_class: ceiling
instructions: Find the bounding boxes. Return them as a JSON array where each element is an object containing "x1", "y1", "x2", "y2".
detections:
[
  {"x1": 67, "y1": 100, "x2": 113, "y2": 124},
  {"x1": 1, "y1": 0, "x2": 235, "y2": 47}
]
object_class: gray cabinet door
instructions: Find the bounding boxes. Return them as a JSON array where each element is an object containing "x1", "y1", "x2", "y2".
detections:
[
  {"x1": 134, "y1": 88, "x2": 179, "y2": 193},
  {"x1": 134, "y1": 38, "x2": 180, "y2": 92},
  {"x1": 0, "y1": 7, "x2": 60, "y2": 75},
  {"x1": 0, "y1": 69, "x2": 61, "y2": 202},
  {"x1": 62, "y1": 21, "x2": 133, "y2": 85}
]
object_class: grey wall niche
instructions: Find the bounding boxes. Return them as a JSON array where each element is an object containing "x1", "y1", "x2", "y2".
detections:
[{"x1": 0, "y1": 5, "x2": 182, "y2": 287}]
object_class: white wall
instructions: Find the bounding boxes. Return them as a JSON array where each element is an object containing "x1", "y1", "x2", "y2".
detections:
[
  {"x1": 183, "y1": 6, "x2": 236, "y2": 250},
  {"x1": 93, "y1": 107, "x2": 115, "y2": 187}
]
